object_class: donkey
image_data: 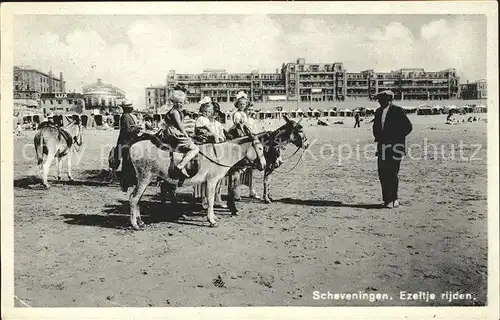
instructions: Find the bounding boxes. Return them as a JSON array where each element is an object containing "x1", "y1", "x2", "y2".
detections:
[
  {"x1": 227, "y1": 115, "x2": 309, "y2": 205},
  {"x1": 34, "y1": 119, "x2": 83, "y2": 188},
  {"x1": 126, "y1": 127, "x2": 266, "y2": 229}
]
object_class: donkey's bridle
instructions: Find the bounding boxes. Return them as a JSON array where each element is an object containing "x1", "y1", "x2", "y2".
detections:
[{"x1": 198, "y1": 138, "x2": 264, "y2": 168}]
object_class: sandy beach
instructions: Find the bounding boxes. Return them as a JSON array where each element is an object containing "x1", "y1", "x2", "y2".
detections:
[{"x1": 13, "y1": 113, "x2": 487, "y2": 307}]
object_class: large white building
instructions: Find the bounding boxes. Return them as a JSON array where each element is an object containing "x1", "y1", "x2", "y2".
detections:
[{"x1": 82, "y1": 78, "x2": 127, "y2": 113}]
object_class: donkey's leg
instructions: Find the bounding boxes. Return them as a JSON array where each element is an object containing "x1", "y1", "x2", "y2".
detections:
[
  {"x1": 57, "y1": 156, "x2": 62, "y2": 181},
  {"x1": 206, "y1": 179, "x2": 218, "y2": 227},
  {"x1": 67, "y1": 152, "x2": 74, "y2": 181},
  {"x1": 263, "y1": 172, "x2": 272, "y2": 204},
  {"x1": 215, "y1": 179, "x2": 227, "y2": 208},
  {"x1": 129, "y1": 173, "x2": 152, "y2": 230},
  {"x1": 227, "y1": 176, "x2": 239, "y2": 216},
  {"x1": 42, "y1": 150, "x2": 56, "y2": 188},
  {"x1": 230, "y1": 170, "x2": 242, "y2": 201}
]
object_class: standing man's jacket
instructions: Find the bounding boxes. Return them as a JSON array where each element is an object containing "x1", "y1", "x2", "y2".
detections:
[
  {"x1": 372, "y1": 104, "x2": 413, "y2": 157},
  {"x1": 117, "y1": 113, "x2": 140, "y2": 146}
]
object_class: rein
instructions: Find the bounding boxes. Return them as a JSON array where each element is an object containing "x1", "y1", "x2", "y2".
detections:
[
  {"x1": 198, "y1": 139, "x2": 261, "y2": 168},
  {"x1": 198, "y1": 149, "x2": 234, "y2": 168},
  {"x1": 274, "y1": 145, "x2": 308, "y2": 174}
]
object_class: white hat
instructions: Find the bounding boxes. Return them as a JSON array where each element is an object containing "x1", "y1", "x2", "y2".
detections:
[
  {"x1": 235, "y1": 91, "x2": 248, "y2": 101},
  {"x1": 198, "y1": 96, "x2": 212, "y2": 105},
  {"x1": 170, "y1": 90, "x2": 187, "y2": 103},
  {"x1": 93, "y1": 109, "x2": 100, "y2": 115},
  {"x1": 121, "y1": 99, "x2": 132, "y2": 107}
]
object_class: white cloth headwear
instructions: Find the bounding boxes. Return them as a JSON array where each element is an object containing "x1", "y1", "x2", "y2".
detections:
[
  {"x1": 93, "y1": 109, "x2": 100, "y2": 115},
  {"x1": 170, "y1": 90, "x2": 187, "y2": 103},
  {"x1": 198, "y1": 96, "x2": 212, "y2": 105},
  {"x1": 236, "y1": 91, "x2": 248, "y2": 100},
  {"x1": 121, "y1": 99, "x2": 133, "y2": 107}
]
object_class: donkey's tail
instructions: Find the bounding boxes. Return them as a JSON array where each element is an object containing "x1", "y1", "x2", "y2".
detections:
[{"x1": 34, "y1": 132, "x2": 44, "y2": 165}]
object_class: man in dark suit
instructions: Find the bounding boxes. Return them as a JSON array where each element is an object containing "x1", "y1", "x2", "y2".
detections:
[
  {"x1": 372, "y1": 91, "x2": 413, "y2": 208},
  {"x1": 115, "y1": 100, "x2": 142, "y2": 191}
]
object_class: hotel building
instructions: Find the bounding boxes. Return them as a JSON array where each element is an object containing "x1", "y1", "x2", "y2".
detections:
[
  {"x1": 158, "y1": 58, "x2": 461, "y2": 104},
  {"x1": 14, "y1": 66, "x2": 65, "y2": 107},
  {"x1": 460, "y1": 80, "x2": 487, "y2": 100}
]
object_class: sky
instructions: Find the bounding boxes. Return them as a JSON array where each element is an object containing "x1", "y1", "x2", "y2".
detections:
[{"x1": 14, "y1": 14, "x2": 486, "y2": 108}]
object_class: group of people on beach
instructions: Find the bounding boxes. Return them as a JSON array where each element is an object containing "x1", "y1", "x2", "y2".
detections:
[{"x1": 115, "y1": 89, "x2": 264, "y2": 202}]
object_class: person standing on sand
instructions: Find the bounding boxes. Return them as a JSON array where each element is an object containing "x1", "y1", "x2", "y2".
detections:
[
  {"x1": 372, "y1": 90, "x2": 413, "y2": 208},
  {"x1": 354, "y1": 112, "x2": 361, "y2": 128}
]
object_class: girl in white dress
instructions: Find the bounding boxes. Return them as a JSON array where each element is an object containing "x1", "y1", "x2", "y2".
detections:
[{"x1": 193, "y1": 97, "x2": 227, "y2": 208}]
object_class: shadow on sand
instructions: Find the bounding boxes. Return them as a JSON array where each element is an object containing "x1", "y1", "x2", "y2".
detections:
[
  {"x1": 274, "y1": 197, "x2": 384, "y2": 209},
  {"x1": 13, "y1": 176, "x2": 45, "y2": 190},
  {"x1": 14, "y1": 170, "x2": 116, "y2": 190},
  {"x1": 62, "y1": 199, "x2": 232, "y2": 229}
]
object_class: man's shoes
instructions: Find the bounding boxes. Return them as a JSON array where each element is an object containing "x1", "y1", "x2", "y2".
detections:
[
  {"x1": 381, "y1": 201, "x2": 392, "y2": 208},
  {"x1": 392, "y1": 199, "x2": 400, "y2": 208}
]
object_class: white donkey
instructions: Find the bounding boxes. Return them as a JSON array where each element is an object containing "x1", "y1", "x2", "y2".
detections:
[{"x1": 34, "y1": 119, "x2": 83, "y2": 188}]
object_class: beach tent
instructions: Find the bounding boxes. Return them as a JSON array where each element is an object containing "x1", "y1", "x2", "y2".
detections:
[
  {"x1": 71, "y1": 114, "x2": 81, "y2": 123},
  {"x1": 417, "y1": 104, "x2": 433, "y2": 115},
  {"x1": 327, "y1": 108, "x2": 337, "y2": 117},
  {"x1": 81, "y1": 115, "x2": 89, "y2": 127},
  {"x1": 339, "y1": 109, "x2": 352, "y2": 117},
  {"x1": 432, "y1": 105, "x2": 444, "y2": 115},
  {"x1": 474, "y1": 104, "x2": 487, "y2": 113}
]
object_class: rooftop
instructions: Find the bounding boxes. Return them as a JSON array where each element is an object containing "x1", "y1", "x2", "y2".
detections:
[{"x1": 14, "y1": 66, "x2": 62, "y2": 80}]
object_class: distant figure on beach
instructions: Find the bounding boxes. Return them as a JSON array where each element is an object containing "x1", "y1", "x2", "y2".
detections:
[
  {"x1": 354, "y1": 112, "x2": 361, "y2": 128},
  {"x1": 372, "y1": 90, "x2": 413, "y2": 209},
  {"x1": 446, "y1": 110, "x2": 453, "y2": 122}
]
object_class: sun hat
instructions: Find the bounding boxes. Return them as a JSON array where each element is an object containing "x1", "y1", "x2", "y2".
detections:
[
  {"x1": 234, "y1": 91, "x2": 249, "y2": 107},
  {"x1": 198, "y1": 96, "x2": 212, "y2": 105}
]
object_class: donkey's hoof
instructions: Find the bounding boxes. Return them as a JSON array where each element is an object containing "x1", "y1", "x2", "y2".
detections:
[
  {"x1": 137, "y1": 220, "x2": 145, "y2": 228},
  {"x1": 231, "y1": 211, "x2": 239, "y2": 216},
  {"x1": 57, "y1": 177, "x2": 61, "y2": 181},
  {"x1": 209, "y1": 221, "x2": 218, "y2": 228},
  {"x1": 42, "y1": 183, "x2": 50, "y2": 189},
  {"x1": 131, "y1": 221, "x2": 142, "y2": 230},
  {"x1": 68, "y1": 176, "x2": 74, "y2": 181},
  {"x1": 264, "y1": 198, "x2": 272, "y2": 204}
]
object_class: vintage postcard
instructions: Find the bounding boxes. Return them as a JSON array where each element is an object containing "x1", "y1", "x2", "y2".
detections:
[{"x1": 1, "y1": 2, "x2": 498, "y2": 319}]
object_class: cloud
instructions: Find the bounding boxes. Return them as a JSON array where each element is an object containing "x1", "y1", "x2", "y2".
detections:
[{"x1": 14, "y1": 15, "x2": 486, "y2": 109}]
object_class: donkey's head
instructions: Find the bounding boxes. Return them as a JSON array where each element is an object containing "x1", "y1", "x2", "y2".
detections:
[
  {"x1": 281, "y1": 115, "x2": 309, "y2": 149},
  {"x1": 242, "y1": 125, "x2": 266, "y2": 171}
]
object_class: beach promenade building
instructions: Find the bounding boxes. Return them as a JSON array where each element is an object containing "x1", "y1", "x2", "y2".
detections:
[
  {"x1": 160, "y1": 58, "x2": 461, "y2": 104},
  {"x1": 145, "y1": 85, "x2": 167, "y2": 111},
  {"x1": 14, "y1": 66, "x2": 65, "y2": 108},
  {"x1": 460, "y1": 80, "x2": 487, "y2": 100}
]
